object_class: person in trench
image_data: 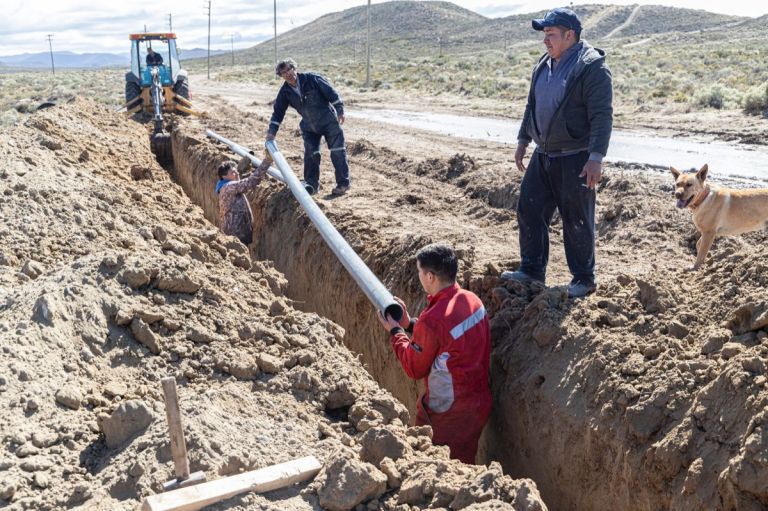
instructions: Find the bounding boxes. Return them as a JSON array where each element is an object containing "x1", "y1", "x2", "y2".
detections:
[
  {"x1": 215, "y1": 153, "x2": 273, "y2": 245},
  {"x1": 376, "y1": 244, "x2": 491, "y2": 464},
  {"x1": 266, "y1": 58, "x2": 350, "y2": 197}
]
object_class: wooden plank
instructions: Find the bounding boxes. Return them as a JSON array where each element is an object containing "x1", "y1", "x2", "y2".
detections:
[
  {"x1": 142, "y1": 456, "x2": 322, "y2": 511},
  {"x1": 161, "y1": 377, "x2": 190, "y2": 480}
]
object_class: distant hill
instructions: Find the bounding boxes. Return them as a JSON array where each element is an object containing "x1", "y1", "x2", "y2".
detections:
[
  {"x1": 0, "y1": 48, "x2": 229, "y2": 69},
  {"x1": 0, "y1": 51, "x2": 127, "y2": 69},
  {"x1": 178, "y1": 48, "x2": 228, "y2": 61},
  {"x1": 210, "y1": 1, "x2": 749, "y2": 64}
]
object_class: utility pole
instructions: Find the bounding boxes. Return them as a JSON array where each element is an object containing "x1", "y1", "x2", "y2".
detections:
[
  {"x1": 168, "y1": 13, "x2": 173, "y2": 33},
  {"x1": 365, "y1": 0, "x2": 371, "y2": 87},
  {"x1": 205, "y1": 0, "x2": 211, "y2": 79},
  {"x1": 438, "y1": 36, "x2": 442, "y2": 57},
  {"x1": 230, "y1": 33, "x2": 235, "y2": 66},
  {"x1": 273, "y1": 0, "x2": 277, "y2": 66},
  {"x1": 46, "y1": 34, "x2": 55, "y2": 76}
]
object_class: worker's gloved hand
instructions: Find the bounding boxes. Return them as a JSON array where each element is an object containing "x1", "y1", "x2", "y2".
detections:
[
  {"x1": 236, "y1": 155, "x2": 252, "y2": 174},
  {"x1": 393, "y1": 297, "x2": 411, "y2": 329},
  {"x1": 256, "y1": 150, "x2": 273, "y2": 174}
]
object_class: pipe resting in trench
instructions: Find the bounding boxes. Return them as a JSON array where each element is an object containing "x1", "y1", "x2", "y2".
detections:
[{"x1": 205, "y1": 129, "x2": 403, "y2": 323}]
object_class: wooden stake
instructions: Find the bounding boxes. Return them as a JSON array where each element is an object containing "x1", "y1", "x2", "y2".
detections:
[
  {"x1": 162, "y1": 377, "x2": 190, "y2": 480},
  {"x1": 142, "y1": 455, "x2": 322, "y2": 511}
]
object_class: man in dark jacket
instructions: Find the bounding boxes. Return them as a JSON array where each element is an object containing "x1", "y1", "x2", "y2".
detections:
[
  {"x1": 502, "y1": 7, "x2": 613, "y2": 298},
  {"x1": 146, "y1": 47, "x2": 163, "y2": 66},
  {"x1": 266, "y1": 58, "x2": 350, "y2": 196}
]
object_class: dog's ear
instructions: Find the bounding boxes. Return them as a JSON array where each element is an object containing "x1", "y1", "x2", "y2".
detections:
[
  {"x1": 696, "y1": 164, "x2": 709, "y2": 182},
  {"x1": 670, "y1": 166, "x2": 681, "y2": 180}
]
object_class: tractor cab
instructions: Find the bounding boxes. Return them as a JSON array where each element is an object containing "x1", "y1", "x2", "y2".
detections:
[
  {"x1": 128, "y1": 33, "x2": 181, "y2": 88},
  {"x1": 124, "y1": 32, "x2": 193, "y2": 117}
]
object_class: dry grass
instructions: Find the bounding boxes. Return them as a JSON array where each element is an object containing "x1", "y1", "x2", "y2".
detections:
[{"x1": 0, "y1": 68, "x2": 123, "y2": 126}]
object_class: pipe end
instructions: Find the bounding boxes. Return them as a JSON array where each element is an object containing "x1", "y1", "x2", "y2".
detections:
[{"x1": 384, "y1": 303, "x2": 403, "y2": 323}]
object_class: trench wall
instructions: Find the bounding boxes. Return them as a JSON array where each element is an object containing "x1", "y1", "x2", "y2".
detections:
[
  {"x1": 170, "y1": 127, "x2": 424, "y2": 413},
  {"x1": 169, "y1": 126, "x2": 767, "y2": 511}
]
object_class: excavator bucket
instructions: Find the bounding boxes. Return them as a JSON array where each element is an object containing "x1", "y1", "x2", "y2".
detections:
[{"x1": 151, "y1": 132, "x2": 172, "y2": 166}]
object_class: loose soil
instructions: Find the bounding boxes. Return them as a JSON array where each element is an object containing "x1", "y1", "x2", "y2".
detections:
[
  {"x1": 190, "y1": 77, "x2": 768, "y2": 511},
  {"x1": 1, "y1": 71, "x2": 767, "y2": 511},
  {"x1": 0, "y1": 99, "x2": 545, "y2": 510}
]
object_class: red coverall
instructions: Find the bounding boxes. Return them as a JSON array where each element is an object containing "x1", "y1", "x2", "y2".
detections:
[{"x1": 389, "y1": 283, "x2": 491, "y2": 464}]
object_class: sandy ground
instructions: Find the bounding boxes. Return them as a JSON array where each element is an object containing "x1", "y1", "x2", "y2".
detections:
[
  {"x1": 188, "y1": 76, "x2": 768, "y2": 510},
  {"x1": 0, "y1": 99, "x2": 546, "y2": 510},
  {"x1": 0, "y1": 69, "x2": 767, "y2": 511}
]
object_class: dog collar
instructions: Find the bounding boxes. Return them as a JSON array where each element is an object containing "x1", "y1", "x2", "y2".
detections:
[{"x1": 689, "y1": 186, "x2": 710, "y2": 210}]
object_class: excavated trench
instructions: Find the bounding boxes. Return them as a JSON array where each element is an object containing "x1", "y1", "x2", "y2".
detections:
[
  {"x1": 159, "y1": 123, "x2": 768, "y2": 511},
  {"x1": 163, "y1": 125, "x2": 574, "y2": 502},
  {"x1": 161, "y1": 125, "x2": 629, "y2": 511},
  {"x1": 166, "y1": 127, "x2": 426, "y2": 413}
]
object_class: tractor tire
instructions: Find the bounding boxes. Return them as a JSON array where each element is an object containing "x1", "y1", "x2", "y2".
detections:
[
  {"x1": 125, "y1": 80, "x2": 142, "y2": 108},
  {"x1": 174, "y1": 80, "x2": 190, "y2": 100}
]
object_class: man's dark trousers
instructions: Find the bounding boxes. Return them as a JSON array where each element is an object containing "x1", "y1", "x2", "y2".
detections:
[
  {"x1": 302, "y1": 122, "x2": 350, "y2": 191},
  {"x1": 517, "y1": 150, "x2": 595, "y2": 284}
]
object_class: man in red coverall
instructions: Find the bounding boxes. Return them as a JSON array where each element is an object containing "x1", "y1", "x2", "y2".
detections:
[{"x1": 377, "y1": 244, "x2": 491, "y2": 464}]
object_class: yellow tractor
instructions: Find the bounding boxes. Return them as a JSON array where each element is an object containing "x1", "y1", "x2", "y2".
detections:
[{"x1": 124, "y1": 32, "x2": 196, "y2": 164}]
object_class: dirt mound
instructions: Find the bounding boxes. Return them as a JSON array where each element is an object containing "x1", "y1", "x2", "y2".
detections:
[
  {"x1": 0, "y1": 99, "x2": 547, "y2": 510},
  {"x1": 485, "y1": 243, "x2": 768, "y2": 510}
]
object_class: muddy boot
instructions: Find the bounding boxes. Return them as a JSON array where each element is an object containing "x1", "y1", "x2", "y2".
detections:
[{"x1": 331, "y1": 184, "x2": 349, "y2": 196}]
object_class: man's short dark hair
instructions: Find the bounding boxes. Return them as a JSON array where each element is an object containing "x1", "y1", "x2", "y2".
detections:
[
  {"x1": 275, "y1": 58, "x2": 297, "y2": 76},
  {"x1": 217, "y1": 161, "x2": 235, "y2": 179},
  {"x1": 558, "y1": 25, "x2": 581, "y2": 42},
  {"x1": 416, "y1": 244, "x2": 458, "y2": 282}
]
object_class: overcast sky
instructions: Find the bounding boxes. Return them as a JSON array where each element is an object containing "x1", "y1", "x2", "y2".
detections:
[{"x1": 1, "y1": 0, "x2": 765, "y2": 55}]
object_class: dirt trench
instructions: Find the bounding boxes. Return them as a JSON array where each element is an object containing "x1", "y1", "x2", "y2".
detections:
[
  {"x1": 0, "y1": 99, "x2": 548, "y2": 511},
  {"x1": 169, "y1": 124, "x2": 428, "y2": 413},
  {"x1": 166, "y1": 108, "x2": 768, "y2": 511}
]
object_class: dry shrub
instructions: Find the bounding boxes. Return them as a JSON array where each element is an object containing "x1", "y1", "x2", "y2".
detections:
[{"x1": 742, "y1": 82, "x2": 768, "y2": 115}]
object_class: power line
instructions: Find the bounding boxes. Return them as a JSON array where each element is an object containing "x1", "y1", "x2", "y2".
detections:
[{"x1": 46, "y1": 34, "x2": 55, "y2": 76}]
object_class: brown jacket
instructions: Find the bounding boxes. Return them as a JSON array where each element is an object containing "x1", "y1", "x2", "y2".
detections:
[{"x1": 217, "y1": 158, "x2": 271, "y2": 244}]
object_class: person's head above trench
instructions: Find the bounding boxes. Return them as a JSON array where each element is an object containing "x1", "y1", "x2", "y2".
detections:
[
  {"x1": 416, "y1": 243, "x2": 458, "y2": 295},
  {"x1": 217, "y1": 161, "x2": 239, "y2": 182},
  {"x1": 532, "y1": 7, "x2": 582, "y2": 60},
  {"x1": 275, "y1": 58, "x2": 298, "y2": 86}
]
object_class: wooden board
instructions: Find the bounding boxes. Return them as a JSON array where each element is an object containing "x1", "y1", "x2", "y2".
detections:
[
  {"x1": 142, "y1": 455, "x2": 322, "y2": 511},
  {"x1": 161, "y1": 377, "x2": 190, "y2": 480}
]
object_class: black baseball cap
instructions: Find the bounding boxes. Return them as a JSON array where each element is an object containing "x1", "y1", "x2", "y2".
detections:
[{"x1": 532, "y1": 8, "x2": 582, "y2": 35}]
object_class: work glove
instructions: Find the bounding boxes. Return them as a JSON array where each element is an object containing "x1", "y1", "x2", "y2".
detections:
[{"x1": 255, "y1": 150, "x2": 273, "y2": 175}]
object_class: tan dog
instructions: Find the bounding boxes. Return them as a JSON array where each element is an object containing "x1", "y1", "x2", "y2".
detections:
[{"x1": 671, "y1": 164, "x2": 768, "y2": 269}]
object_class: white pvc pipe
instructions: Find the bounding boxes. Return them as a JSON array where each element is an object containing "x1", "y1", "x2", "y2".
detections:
[
  {"x1": 205, "y1": 129, "x2": 403, "y2": 322},
  {"x1": 205, "y1": 129, "x2": 285, "y2": 183}
]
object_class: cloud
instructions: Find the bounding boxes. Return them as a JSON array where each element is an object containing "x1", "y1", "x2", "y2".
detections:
[{"x1": 1, "y1": 0, "x2": 766, "y2": 55}]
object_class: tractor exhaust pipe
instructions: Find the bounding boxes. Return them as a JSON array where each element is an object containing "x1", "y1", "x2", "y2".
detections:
[{"x1": 205, "y1": 129, "x2": 402, "y2": 322}]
